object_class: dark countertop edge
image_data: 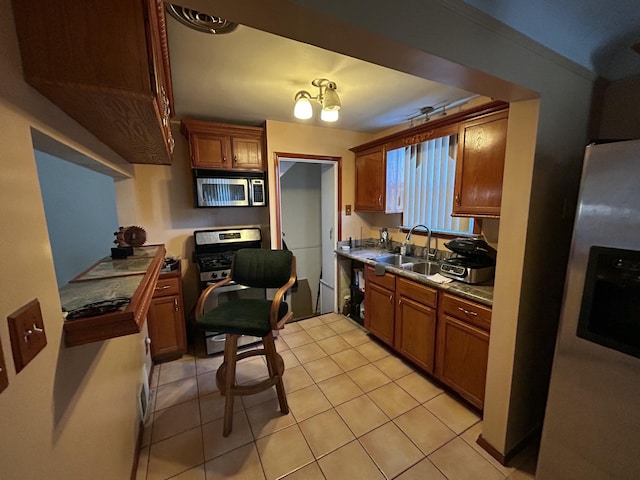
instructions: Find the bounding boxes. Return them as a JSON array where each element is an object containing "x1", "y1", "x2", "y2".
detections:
[{"x1": 335, "y1": 248, "x2": 493, "y2": 307}]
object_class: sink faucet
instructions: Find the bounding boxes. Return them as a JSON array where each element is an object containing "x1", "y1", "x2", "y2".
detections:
[{"x1": 405, "y1": 224, "x2": 436, "y2": 260}]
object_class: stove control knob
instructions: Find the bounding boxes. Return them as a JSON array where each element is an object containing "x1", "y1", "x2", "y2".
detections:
[
  {"x1": 221, "y1": 271, "x2": 228, "y2": 278},
  {"x1": 211, "y1": 272, "x2": 218, "y2": 279}
]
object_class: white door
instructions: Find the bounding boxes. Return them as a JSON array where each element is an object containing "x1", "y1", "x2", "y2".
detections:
[{"x1": 320, "y1": 163, "x2": 337, "y2": 314}]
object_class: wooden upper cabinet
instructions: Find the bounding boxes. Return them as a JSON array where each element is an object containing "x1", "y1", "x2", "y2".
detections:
[
  {"x1": 12, "y1": 0, "x2": 175, "y2": 165},
  {"x1": 180, "y1": 120, "x2": 266, "y2": 171},
  {"x1": 354, "y1": 145, "x2": 386, "y2": 211},
  {"x1": 453, "y1": 109, "x2": 509, "y2": 218}
]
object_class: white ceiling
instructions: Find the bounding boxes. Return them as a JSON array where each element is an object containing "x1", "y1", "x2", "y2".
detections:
[
  {"x1": 166, "y1": 19, "x2": 476, "y2": 133},
  {"x1": 166, "y1": 1, "x2": 640, "y2": 133}
]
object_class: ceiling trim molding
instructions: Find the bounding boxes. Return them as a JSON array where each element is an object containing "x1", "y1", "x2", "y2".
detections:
[{"x1": 439, "y1": 0, "x2": 597, "y2": 82}]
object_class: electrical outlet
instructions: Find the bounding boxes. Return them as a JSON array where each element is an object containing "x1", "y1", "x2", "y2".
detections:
[
  {"x1": 345, "y1": 204, "x2": 352, "y2": 216},
  {"x1": 7, "y1": 299, "x2": 47, "y2": 373},
  {"x1": 0, "y1": 335, "x2": 8, "y2": 394}
]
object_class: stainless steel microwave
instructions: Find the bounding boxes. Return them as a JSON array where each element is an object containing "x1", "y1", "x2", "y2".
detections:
[{"x1": 194, "y1": 174, "x2": 266, "y2": 207}]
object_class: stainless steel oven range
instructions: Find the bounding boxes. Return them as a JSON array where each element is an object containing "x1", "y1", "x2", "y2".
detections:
[{"x1": 193, "y1": 227, "x2": 265, "y2": 355}]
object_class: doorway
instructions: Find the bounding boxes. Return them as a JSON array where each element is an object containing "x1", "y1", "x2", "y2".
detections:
[{"x1": 274, "y1": 153, "x2": 341, "y2": 321}]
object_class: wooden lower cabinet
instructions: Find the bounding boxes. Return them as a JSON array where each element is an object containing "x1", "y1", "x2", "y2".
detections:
[
  {"x1": 147, "y1": 266, "x2": 187, "y2": 362},
  {"x1": 364, "y1": 266, "x2": 395, "y2": 346},
  {"x1": 394, "y1": 277, "x2": 437, "y2": 373},
  {"x1": 362, "y1": 265, "x2": 492, "y2": 409},
  {"x1": 436, "y1": 293, "x2": 491, "y2": 409}
]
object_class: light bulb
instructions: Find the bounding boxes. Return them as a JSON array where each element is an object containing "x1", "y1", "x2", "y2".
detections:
[
  {"x1": 321, "y1": 108, "x2": 339, "y2": 122},
  {"x1": 294, "y1": 94, "x2": 313, "y2": 119}
]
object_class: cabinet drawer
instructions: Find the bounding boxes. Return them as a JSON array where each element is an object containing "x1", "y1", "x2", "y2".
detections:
[
  {"x1": 397, "y1": 277, "x2": 437, "y2": 308},
  {"x1": 153, "y1": 276, "x2": 180, "y2": 297},
  {"x1": 440, "y1": 293, "x2": 491, "y2": 330},
  {"x1": 365, "y1": 265, "x2": 396, "y2": 290}
]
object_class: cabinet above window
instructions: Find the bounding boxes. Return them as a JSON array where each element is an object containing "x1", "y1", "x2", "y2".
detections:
[
  {"x1": 351, "y1": 101, "x2": 508, "y2": 219},
  {"x1": 180, "y1": 119, "x2": 266, "y2": 171}
]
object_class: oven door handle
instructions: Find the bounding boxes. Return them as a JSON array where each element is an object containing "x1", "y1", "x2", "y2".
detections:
[{"x1": 195, "y1": 276, "x2": 234, "y2": 318}]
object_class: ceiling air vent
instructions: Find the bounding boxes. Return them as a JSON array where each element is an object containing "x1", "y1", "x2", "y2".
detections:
[{"x1": 165, "y1": 4, "x2": 238, "y2": 34}]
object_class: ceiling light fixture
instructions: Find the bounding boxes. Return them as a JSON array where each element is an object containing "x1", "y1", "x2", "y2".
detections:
[{"x1": 293, "y1": 78, "x2": 341, "y2": 122}]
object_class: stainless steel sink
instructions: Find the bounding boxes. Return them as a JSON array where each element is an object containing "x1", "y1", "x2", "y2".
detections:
[
  {"x1": 374, "y1": 254, "x2": 441, "y2": 276},
  {"x1": 373, "y1": 254, "x2": 421, "y2": 266},
  {"x1": 409, "y1": 261, "x2": 441, "y2": 275}
]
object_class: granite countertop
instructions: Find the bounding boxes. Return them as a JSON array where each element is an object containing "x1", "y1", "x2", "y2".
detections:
[
  {"x1": 336, "y1": 247, "x2": 493, "y2": 307},
  {"x1": 60, "y1": 245, "x2": 162, "y2": 316}
]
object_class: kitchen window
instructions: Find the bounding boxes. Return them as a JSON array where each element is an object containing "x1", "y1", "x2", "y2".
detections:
[{"x1": 392, "y1": 134, "x2": 474, "y2": 235}]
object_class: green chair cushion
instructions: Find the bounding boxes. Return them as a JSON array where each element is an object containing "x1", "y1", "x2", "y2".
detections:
[
  {"x1": 233, "y1": 249, "x2": 293, "y2": 288},
  {"x1": 196, "y1": 298, "x2": 289, "y2": 337}
]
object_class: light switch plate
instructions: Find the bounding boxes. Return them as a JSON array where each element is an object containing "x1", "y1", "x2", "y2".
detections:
[
  {"x1": 0, "y1": 335, "x2": 8, "y2": 394},
  {"x1": 7, "y1": 299, "x2": 47, "y2": 373},
  {"x1": 345, "y1": 204, "x2": 352, "y2": 216}
]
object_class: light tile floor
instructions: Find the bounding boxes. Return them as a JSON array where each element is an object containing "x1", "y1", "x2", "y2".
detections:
[{"x1": 137, "y1": 313, "x2": 538, "y2": 480}]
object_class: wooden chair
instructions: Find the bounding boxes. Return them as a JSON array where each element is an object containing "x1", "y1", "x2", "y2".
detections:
[{"x1": 195, "y1": 248, "x2": 296, "y2": 436}]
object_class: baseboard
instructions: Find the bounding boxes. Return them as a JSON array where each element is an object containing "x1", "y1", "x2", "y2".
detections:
[
  {"x1": 477, "y1": 434, "x2": 507, "y2": 464},
  {"x1": 477, "y1": 426, "x2": 541, "y2": 466}
]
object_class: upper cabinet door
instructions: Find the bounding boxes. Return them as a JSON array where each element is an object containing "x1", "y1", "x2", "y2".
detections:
[
  {"x1": 190, "y1": 133, "x2": 232, "y2": 169},
  {"x1": 453, "y1": 109, "x2": 509, "y2": 218},
  {"x1": 232, "y1": 137, "x2": 264, "y2": 170},
  {"x1": 354, "y1": 145, "x2": 386, "y2": 211}
]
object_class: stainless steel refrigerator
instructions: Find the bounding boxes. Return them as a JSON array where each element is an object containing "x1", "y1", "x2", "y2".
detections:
[{"x1": 537, "y1": 139, "x2": 640, "y2": 479}]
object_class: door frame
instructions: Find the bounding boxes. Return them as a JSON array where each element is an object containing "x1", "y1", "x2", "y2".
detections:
[{"x1": 273, "y1": 152, "x2": 342, "y2": 249}]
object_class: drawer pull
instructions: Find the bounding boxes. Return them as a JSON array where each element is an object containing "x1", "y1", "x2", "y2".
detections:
[
  {"x1": 458, "y1": 307, "x2": 478, "y2": 316},
  {"x1": 155, "y1": 285, "x2": 171, "y2": 291}
]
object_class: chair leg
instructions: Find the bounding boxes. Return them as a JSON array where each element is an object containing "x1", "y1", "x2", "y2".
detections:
[
  {"x1": 263, "y1": 331, "x2": 288, "y2": 415},
  {"x1": 222, "y1": 333, "x2": 239, "y2": 437}
]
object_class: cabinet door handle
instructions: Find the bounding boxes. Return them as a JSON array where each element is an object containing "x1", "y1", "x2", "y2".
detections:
[
  {"x1": 174, "y1": 298, "x2": 179, "y2": 312},
  {"x1": 455, "y1": 193, "x2": 461, "y2": 206},
  {"x1": 388, "y1": 295, "x2": 393, "y2": 305},
  {"x1": 378, "y1": 194, "x2": 382, "y2": 207},
  {"x1": 458, "y1": 306, "x2": 478, "y2": 316}
]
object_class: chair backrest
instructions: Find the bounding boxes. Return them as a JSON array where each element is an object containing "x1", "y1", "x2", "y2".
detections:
[{"x1": 232, "y1": 249, "x2": 293, "y2": 288}]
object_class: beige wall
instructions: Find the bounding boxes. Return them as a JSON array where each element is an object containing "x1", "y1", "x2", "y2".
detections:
[
  {"x1": 0, "y1": 2, "x2": 149, "y2": 478},
  {"x1": 122, "y1": 124, "x2": 270, "y2": 312},
  {"x1": 266, "y1": 120, "x2": 373, "y2": 246}
]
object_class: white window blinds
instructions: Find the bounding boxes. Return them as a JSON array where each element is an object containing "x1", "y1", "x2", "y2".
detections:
[{"x1": 402, "y1": 134, "x2": 473, "y2": 234}]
